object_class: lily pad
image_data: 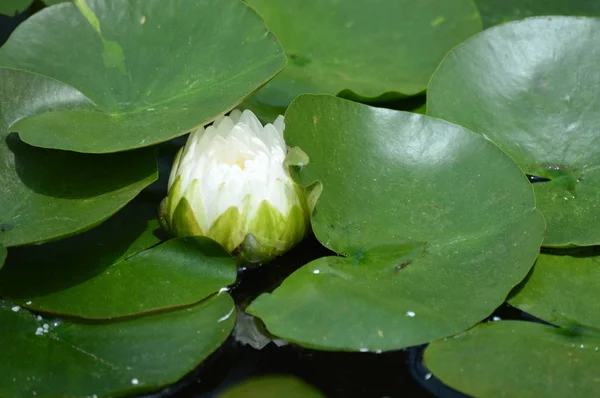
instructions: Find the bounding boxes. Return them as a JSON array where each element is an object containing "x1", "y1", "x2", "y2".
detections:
[
  {"x1": 247, "y1": 95, "x2": 544, "y2": 351},
  {"x1": 244, "y1": 0, "x2": 481, "y2": 109},
  {"x1": 0, "y1": 200, "x2": 237, "y2": 319},
  {"x1": 509, "y1": 250, "x2": 600, "y2": 331},
  {"x1": 0, "y1": 0, "x2": 285, "y2": 153},
  {"x1": 427, "y1": 17, "x2": 600, "y2": 247},
  {"x1": 425, "y1": 321, "x2": 600, "y2": 397},
  {"x1": 219, "y1": 375, "x2": 325, "y2": 398},
  {"x1": 0, "y1": 0, "x2": 32, "y2": 16},
  {"x1": 474, "y1": 0, "x2": 600, "y2": 28},
  {"x1": 0, "y1": 294, "x2": 236, "y2": 398},
  {"x1": 0, "y1": 68, "x2": 157, "y2": 247}
]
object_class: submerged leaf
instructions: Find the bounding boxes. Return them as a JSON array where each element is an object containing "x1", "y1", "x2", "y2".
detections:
[{"x1": 218, "y1": 375, "x2": 325, "y2": 398}]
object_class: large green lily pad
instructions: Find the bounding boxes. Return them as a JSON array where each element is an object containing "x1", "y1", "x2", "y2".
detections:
[
  {"x1": 427, "y1": 17, "x2": 600, "y2": 247},
  {"x1": 474, "y1": 0, "x2": 600, "y2": 28},
  {"x1": 0, "y1": 294, "x2": 236, "y2": 398},
  {"x1": 243, "y1": 0, "x2": 481, "y2": 110},
  {"x1": 425, "y1": 321, "x2": 600, "y2": 397},
  {"x1": 0, "y1": 68, "x2": 157, "y2": 247},
  {"x1": 509, "y1": 250, "x2": 600, "y2": 331},
  {"x1": 0, "y1": 201, "x2": 237, "y2": 319},
  {"x1": 218, "y1": 376, "x2": 325, "y2": 398},
  {"x1": 0, "y1": 0, "x2": 285, "y2": 153},
  {"x1": 247, "y1": 95, "x2": 544, "y2": 351}
]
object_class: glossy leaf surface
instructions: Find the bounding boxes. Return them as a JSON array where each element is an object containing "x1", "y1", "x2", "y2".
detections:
[
  {"x1": 0, "y1": 202, "x2": 236, "y2": 319},
  {"x1": 425, "y1": 321, "x2": 600, "y2": 397},
  {"x1": 244, "y1": 0, "x2": 481, "y2": 109},
  {"x1": 0, "y1": 0, "x2": 285, "y2": 153},
  {"x1": 428, "y1": 17, "x2": 600, "y2": 246},
  {"x1": 510, "y1": 251, "x2": 600, "y2": 330},
  {"x1": 0, "y1": 295, "x2": 235, "y2": 398},
  {"x1": 0, "y1": 68, "x2": 156, "y2": 247},
  {"x1": 248, "y1": 95, "x2": 545, "y2": 351}
]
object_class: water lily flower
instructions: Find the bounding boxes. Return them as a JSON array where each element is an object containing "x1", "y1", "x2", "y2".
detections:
[{"x1": 160, "y1": 109, "x2": 309, "y2": 265}]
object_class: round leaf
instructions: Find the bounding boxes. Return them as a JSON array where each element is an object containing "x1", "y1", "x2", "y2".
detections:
[
  {"x1": 509, "y1": 251, "x2": 600, "y2": 330},
  {"x1": 0, "y1": 0, "x2": 285, "y2": 153},
  {"x1": 218, "y1": 376, "x2": 325, "y2": 398},
  {"x1": 0, "y1": 202, "x2": 236, "y2": 319},
  {"x1": 0, "y1": 294, "x2": 236, "y2": 398},
  {"x1": 244, "y1": 0, "x2": 481, "y2": 108},
  {"x1": 425, "y1": 321, "x2": 600, "y2": 397},
  {"x1": 248, "y1": 95, "x2": 545, "y2": 351},
  {"x1": 474, "y1": 0, "x2": 600, "y2": 28},
  {"x1": 0, "y1": 68, "x2": 157, "y2": 247},
  {"x1": 427, "y1": 17, "x2": 600, "y2": 247}
]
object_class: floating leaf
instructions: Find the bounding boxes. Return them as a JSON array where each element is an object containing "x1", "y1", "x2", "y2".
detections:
[
  {"x1": 0, "y1": 0, "x2": 32, "y2": 16},
  {"x1": 509, "y1": 251, "x2": 600, "y2": 331},
  {"x1": 248, "y1": 95, "x2": 544, "y2": 351},
  {"x1": 0, "y1": 0, "x2": 285, "y2": 153},
  {"x1": 218, "y1": 375, "x2": 325, "y2": 398},
  {"x1": 474, "y1": 0, "x2": 600, "y2": 28},
  {"x1": 243, "y1": 0, "x2": 481, "y2": 110},
  {"x1": 425, "y1": 321, "x2": 600, "y2": 397},
  {"x1": 0, "y1": 294, "x2": 235, "y2": 398},
  {"x1": 427, "y1": 17, "x2": 600, "y2": 247},
  {"x1": 0, "y1": 200, "x2": 237, "y2": 319},
  {"x1": 0, "y1": 68, "x2": 157, "y2": 247}
]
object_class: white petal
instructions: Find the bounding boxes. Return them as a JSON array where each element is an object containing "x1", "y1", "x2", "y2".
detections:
[{"x1": 273, "y1": 115, "x2": 285, "y2": 135}]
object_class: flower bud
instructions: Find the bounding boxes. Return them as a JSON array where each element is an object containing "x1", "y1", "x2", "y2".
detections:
[{"x1": 160, "y1": 109, "x2": 309, "y2": 265}]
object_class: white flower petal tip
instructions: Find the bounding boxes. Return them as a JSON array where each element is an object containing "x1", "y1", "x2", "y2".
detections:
[{"x1": 161, "y1": 109, "x2": 310, "y2": 265}]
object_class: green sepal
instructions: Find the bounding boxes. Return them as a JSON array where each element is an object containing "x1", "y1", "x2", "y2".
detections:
[
  {"x1": 277, "y1": 204, "x2": 308, "y2": 251},
  {"x1": 235, "y1": 233, "x2": 273, "y2": 265},
  {"x1": 184, "y1": 179, "x2": 208, "y2": 231},
  {"x1": 248, "y1": 201, "x2": 286, "y2": 248},
  {"x1": 236, "y1": 201, "x2": 308, "y2": 265},
  {"x1": 171, "y1": 197, "x2": 204, "y2": 237},
  {"x1": 158, "y1": 197, "x2": 171, "y2": 234},
  {"x1": 237, "y1": 201, "x2": 286, "y2": 264},
  {"x1": 207, "y1": 206, "x2": 244, "y2": 253},
  {"x1": 167, "y1": 176, "x2": 183, "y2": 222}
]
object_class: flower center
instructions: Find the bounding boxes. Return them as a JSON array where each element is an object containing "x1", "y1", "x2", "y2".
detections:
[{"x1": 219, "y1": 148, "x2": 255, "y2": 170}]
